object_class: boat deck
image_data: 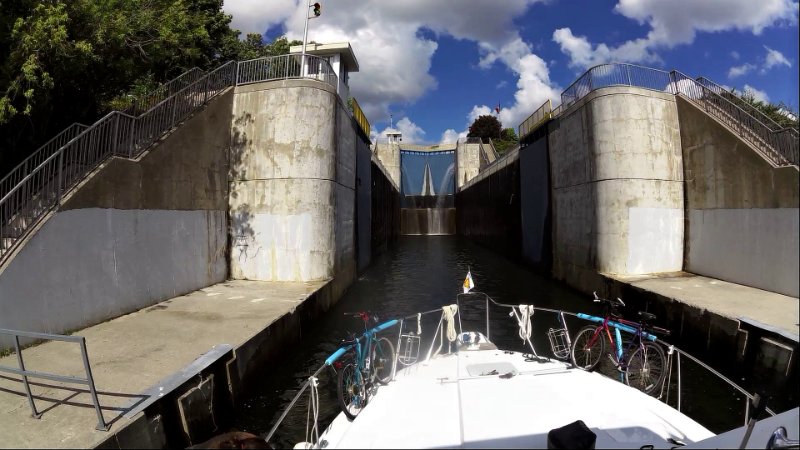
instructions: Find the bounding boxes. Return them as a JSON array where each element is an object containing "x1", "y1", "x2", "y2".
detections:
[{"x1": 320, "y1": 348, "x2": 714, "y2": 449}]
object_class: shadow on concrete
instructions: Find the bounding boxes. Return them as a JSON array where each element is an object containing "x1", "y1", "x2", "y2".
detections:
[
  {"x1": 228, "y1": 112, "x2": 256, "y2": 272},
  {"x1": 0, "y1": 374, "x2": 148, "y2": 428}
]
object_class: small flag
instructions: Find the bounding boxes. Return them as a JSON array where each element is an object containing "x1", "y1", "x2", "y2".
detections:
[
  {"x1": 494, "y1": 103, "x2": 500, "y2": 114},
  {"x1": 463, "y1": 270, "x2": 475, "y2": 294}
]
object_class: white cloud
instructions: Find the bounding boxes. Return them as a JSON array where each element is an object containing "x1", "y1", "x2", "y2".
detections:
[
  {"x1": 374, "y1": 117, "x2": 427, "y2": 143},
  {"x1": 731, "y1": 51, "x2": 740, "y2": 60},
  {"x1": 763, "y1": 46, "x2": 792, "y2": 70},
  {"x1": 440, "y1": 129, "x2": 465, "y2": 144},
  {"x1": 554, "y1": 0, "x2": 798, "y2": 69},
  {"x1": 743, "y1": 84, "x2": 770, "y2": 103},
  {"x1": 552, "y1": 28, "x2": 660, "y2": 68},
  {"x1": 469, "y1": 38, "x2": 561, "y2": 131},
  {"x1": 225, "y1": 0, "x2": 296, "y2": 35},
  {"x1": 222, "y1": 0, "x2": 554, "y2": 136},
  {"x1": 728, "y1": 63, "x2": 757, "y2": 78},
  {"x1": 728, "y1": 46, "x2": 793, "y2": 79}
]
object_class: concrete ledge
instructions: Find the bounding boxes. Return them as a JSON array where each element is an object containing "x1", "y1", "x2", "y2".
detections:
[
  {"x1": 0, "y1": 279, "x2": 347, "y2": 449},
  {"x1": 595, "y1": 271, "x2": 798, "y2": 406}
]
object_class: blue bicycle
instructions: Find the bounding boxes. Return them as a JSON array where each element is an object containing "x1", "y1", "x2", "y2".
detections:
[
  {"x1": 331, "y1": 312, "x2": 397, "y2": 420},
  {"x1": 571, "y1": 293, "x2": 670, "y2": 396}
]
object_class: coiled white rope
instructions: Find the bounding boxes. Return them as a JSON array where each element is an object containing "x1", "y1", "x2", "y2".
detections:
[
  {"x1": 518, "y1": 305, "x2": 534, "y2": 343},
  {"x1": 442, "y1": 304, "x2": 458, "y2": 342},
  {"x1": 304, "y1": 376, "x2": 320, "y2": 447}
]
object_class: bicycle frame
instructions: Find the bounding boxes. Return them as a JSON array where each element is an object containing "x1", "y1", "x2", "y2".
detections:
[
  {"x1": 327, "y1": 319, "x2": 399, "y2": 376},
  {"x1": 576, "y1": 312, "x2": 656, "y2": 368}
]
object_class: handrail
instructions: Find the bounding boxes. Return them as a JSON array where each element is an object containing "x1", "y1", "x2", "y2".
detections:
[
  {"x1": 0, "y1": 66, "x2": 205, "y2": 202},
  {"x1": 457, "y1": 292, "x2": 776, "y2": 422},
  {"x1": 544, "y1": 62, "x2": 797, "y2": 167},
  {"x1": 0, "y1": 328, "x2": 108, "y2": 431},
  {"x1": 0, "y1": 124, "x2": 88, "y2": 199},
  {"x1": 695, "y1": 77, "x2": 798, "y2": 134},
  {"x1": 519, "y1": 99, "x2": 552, "y2": 140},
  {"x1": 1, "y1": 53, "x2": 349, "y2": 267},
  {"x1": 265, "y1": 318, "x2": 402, "y2": 445},
  {"x1": 124, "y1": 67, "x2": 206, "y2": 116},
  {"x1": 350, "y1": 96, "x2": 371, "y2": 138},
  {"x1": 235, "y1": 54, "x2": 338, "y2": 90},
  {"x1": 671, "y1": 70, "x2": 797, "y2": 166},
  {"x1": 262, "y1": 294, "x2": 778, "y2": 447}
]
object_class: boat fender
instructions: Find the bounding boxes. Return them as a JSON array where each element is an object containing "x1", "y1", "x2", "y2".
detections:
[{"x1": 546, "y1": 420, "x2": 596, "y2": 449}]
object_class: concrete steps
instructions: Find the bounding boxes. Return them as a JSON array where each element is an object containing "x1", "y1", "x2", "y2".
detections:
[{"x1": 690, "y1": 97, "x2": 792, "y2": 167}]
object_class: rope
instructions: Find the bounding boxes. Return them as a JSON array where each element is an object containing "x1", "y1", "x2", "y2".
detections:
[
  {"x1": 442, "y1": 305, "x2": 458, "y2": 342},
  {"x1": 304, "y1": 376, "x2": 320, "y2": 447},
  {"x1": 518, "y1": 305, "x2": 534, "y2": 343},
  {"x1": 416, "y1": 313, "x2": 422, "y2": 335}
]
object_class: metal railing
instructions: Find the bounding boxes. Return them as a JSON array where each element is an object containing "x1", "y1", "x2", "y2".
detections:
[
  {"x1": 671, "y1": 71, "x2": 798, "y2": 167},
  {"x1": 261, "y1": 294, "x2": 777, "y2": 447},
  {"x1": 0, "y1": 328, "x2": 108, "y2": 431},
  {"x1": 549, "y1": 62, "x2": 798, "y2": 167},
  {"x1": 350, "y1": 96, "x2": 371, "y2": 138},
  {"x1": 1, "y1": 55, "x2": 343, "y2": 265},
  {"x1": 560, "y1": 63, "x2": 674, "y2": 110},
  {"x1": 695, "y1": 77, "x2": 798, "y2": 133},
  {"x1": 519, "y1": 99, "x2": 552, "y2": 140},
  {"x1": 236, "y1": 54, "x2": 338, "y2": 90},
  {"x1": 124, "y1": 67, "x2": 206, "y2": 116},
  {"x1": 469, "y1": 293, "x2": 777, "y2": 426}
]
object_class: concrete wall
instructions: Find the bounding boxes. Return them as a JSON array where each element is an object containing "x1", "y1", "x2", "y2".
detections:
[
  {"x1": 355, "y1": 134, "x2": 372, "y2": 272},
  {"x1": 677, "y1": 97, "x2": 800, "y2": 297},
  {"x1": 456, "y1": 148, "x2": 522, "y2": 259},
  {"x1": 519, "y1": 131, "x2": 552, "y2": 270},
  {"x1": 549, "y1": 86, "x2": 684, "y2": 286},
  {"x1": 228, "y1": 79, "x2": 362, "y2": 298},
  {"x1": 456, "y1": 142, "x2": 482, "y2": 189},
  {"x1": 0, "y1": 90, "x2": 232, "y2": 347},
  {"x1": 372, "y1": 143, "x2": 401, "y2": 188},
  {"x1": 370, "y1": 158, "x2": 400, "y2": 254}
]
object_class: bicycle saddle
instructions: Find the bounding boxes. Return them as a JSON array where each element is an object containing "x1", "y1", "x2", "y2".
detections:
[{"x1": 638, "y1": 311, "x2": 656, "y2": 322}]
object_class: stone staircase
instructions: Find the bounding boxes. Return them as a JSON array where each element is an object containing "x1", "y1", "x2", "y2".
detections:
[{"x1": 0, "y1": 66, "x2": 214, "y2": 264}]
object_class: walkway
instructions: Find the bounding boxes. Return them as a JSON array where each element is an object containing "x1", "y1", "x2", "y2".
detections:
[
  {"x1": 606, "y1": 271, "x2": 799, "y2": 342},
  {"x1": 0, "y1": 280, "x2": 326, "y2": 449}
]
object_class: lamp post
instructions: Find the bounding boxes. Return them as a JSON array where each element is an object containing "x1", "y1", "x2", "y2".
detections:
[
  {"x1": 300, "y1": 1, "x2": 320, "y2": 77},
  {"x1": 301, "y1": 0, "x2": 310, "y2": 76}
]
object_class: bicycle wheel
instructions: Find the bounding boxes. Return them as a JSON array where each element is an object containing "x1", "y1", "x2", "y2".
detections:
[
  {"x1": 571, "y1": 326, "x2": 605, "y2": 371},
  {"x1": 337, "y1": 362, "x2": 369, "y2": 420},
  {"x1": 625, "y1": 342, "x2": 667, "y2": 396},
  {"x1": 370, "y1": 337, "x2": 396, "y2": 385}
]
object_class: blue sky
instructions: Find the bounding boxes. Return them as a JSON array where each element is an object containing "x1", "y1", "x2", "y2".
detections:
[{"x1": 224, "y1": 0, "x2": 799, "y2": 144}]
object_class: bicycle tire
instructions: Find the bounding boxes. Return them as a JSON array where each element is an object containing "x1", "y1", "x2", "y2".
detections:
[
  {"x1": 625, "y1": 341, "x2": 667, "y2": 396},
  {"x1": 571, "y1": 325, "x2": 605, "y2": 371},
  {"x1": 370, "y1": 337, "x2": 396, "y2": 385},
  {"x1": 337, "y1": 362, "x2": 368, "y2": 420}
]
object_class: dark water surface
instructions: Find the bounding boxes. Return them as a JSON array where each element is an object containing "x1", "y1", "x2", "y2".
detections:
[{"x1": 232, "y1": 236, "x2": 782, "y2": 446}]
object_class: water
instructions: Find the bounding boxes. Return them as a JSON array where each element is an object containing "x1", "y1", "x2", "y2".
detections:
[{"x1": 232, "y1": 236, "x2": 787, "y2": 446}]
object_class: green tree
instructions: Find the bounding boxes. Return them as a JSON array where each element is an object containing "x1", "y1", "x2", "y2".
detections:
[
  {"x1": 0, "y1": 0, "x2": 246, "y2": 175},
  {"x1": 493, "y1": 128, "x2": 519, "y2": 155},
  {"x1": 467, "y1": 115, "x2": 502, "y2": 141},
  {"x1": 737, "y1": 87, "x2": 799, "y2": 131}
]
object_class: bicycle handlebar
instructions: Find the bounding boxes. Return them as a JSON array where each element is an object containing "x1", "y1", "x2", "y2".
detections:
[{"x1": 592, "y1": 291, "x2": 625, "y2": 307}]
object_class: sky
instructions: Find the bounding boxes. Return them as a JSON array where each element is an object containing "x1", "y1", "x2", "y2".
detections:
[{"x1": 222, "y1": 0, "x2": 799, "y2": 145}]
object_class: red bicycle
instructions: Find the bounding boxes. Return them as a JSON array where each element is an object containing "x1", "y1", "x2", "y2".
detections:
[{"x1": 571, "y1": 293, "x2": 670, "y2": 396}]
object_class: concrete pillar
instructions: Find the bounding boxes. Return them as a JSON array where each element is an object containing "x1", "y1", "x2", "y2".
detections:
[
  {"x1": 372, "y1": 143, "x2": 401, "y2": 188},
  {"x1": 549, "y1": 86, "x2": 684, "y2": 281},
  {"x1": 229, "y1": 80, "x2": 355, "y2": 283}
]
